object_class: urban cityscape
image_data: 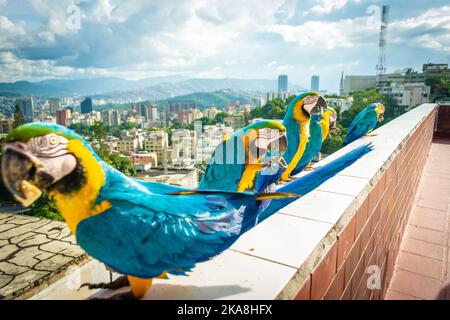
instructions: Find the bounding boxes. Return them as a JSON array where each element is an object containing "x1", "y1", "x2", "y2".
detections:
[
  {"x1": 1, "y1": 62, "x2": 448, "y2": 188},
  {"x1": 0, "y1": 0, "x2": 449, "y2": 303}
]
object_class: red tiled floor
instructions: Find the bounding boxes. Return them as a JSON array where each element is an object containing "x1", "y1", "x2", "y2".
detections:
[
  {"x1": 386, "y1": 137, "x2": 450, "y2": 300},
  {"x1": 406, "y1": 225, "x2": 445, "y2": 246},
  {"x1": 395, "y1": 251, "x2": 443, "y2": 280},
  {"x1": 388, "y1": 270, "x2": 442, "y2": 300}
]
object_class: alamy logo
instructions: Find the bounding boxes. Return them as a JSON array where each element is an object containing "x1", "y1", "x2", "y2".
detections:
[{"x1": 366, "y1": 265, "x2": 382, "y2": 290}]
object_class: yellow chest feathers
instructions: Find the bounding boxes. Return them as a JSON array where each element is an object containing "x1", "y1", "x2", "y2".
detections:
[{"x1": 50, "y1": 139, "x2": 110, "y2": 234}]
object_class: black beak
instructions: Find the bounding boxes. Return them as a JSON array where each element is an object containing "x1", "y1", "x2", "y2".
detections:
[
  {"x1": 2, "y1": 149, "x2": 36, "y2": 199},
  {"x1": 1, "y1": 148, "x2": 53, "y2": 206}
]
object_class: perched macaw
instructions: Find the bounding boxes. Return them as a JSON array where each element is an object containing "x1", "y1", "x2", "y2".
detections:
[
  {"x1": 254, "y1": 92, "x2": 326, "y2": 193},
  {"x1": 291, "y1": 107, "x2": 338, "y2": 176},
  {"x1": 343, "y1": 103, "x2": 385, "y2": 146},
  {"x1": 199, "y1": 120, "x2": 287, "y2": 192},
  {"x1": 1, "y1": 123, "x2": 372, "y2": 299}
]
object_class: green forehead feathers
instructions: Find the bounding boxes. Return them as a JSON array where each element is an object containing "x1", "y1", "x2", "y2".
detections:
[{"x1": 5, "y1": 123, "x2": 81, "y2": 143}]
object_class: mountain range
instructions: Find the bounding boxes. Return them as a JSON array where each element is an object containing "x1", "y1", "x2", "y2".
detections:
[{"x1": 0, "y1": 76, "x2": 306, "y2": 101}]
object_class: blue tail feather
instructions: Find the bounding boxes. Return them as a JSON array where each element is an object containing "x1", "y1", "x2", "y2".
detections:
[{"x1": 256, "y1": 143, "x2": 373, "y2": 222}]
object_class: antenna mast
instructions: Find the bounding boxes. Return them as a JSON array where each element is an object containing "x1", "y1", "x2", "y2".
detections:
[{"x1": 376, "y1": 5, "x2": 389, "y2": 88}]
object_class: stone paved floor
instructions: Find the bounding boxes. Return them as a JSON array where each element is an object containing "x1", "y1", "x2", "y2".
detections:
[
  {"x1": 0, "y1": 213, "x2": 87, "y2": 300},
  {"x1": 386, "y1": 136, "x2": 450, "y2": 299}
]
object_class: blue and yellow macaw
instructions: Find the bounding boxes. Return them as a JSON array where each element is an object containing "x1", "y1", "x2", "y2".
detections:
[
  {"x1": 1, "y1": 122, "x2": 372, "y2": 299},
  {"x1": 343, "y1": 103, "x2": 385, "y2": 146},
  {"x1": 291, "y1": 107, "x2": 338, "y2": 175},
  {"x1": 199, "y1": 120, "x2": 287, "y2": 192},
  {"x1": 255, "y1": 92, "x2": 326, "y2": 193}
]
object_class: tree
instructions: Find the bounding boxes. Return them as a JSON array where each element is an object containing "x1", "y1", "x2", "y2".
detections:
[
  {"x1": 13, "y1": 104, "x2": 25, "y2": 128},
  {"x1": 214, "y1": 112, "x2": 231, "y2": 123}
]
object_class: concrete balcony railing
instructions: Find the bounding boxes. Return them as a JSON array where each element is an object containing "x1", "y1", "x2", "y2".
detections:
[{"x1": 18, "y1": 103, "x2": 440, "y2": 299}]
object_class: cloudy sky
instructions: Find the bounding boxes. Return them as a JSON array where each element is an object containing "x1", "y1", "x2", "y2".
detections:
[{"x1": 0, "y1": 0, "x2": 449, "y2": 92}]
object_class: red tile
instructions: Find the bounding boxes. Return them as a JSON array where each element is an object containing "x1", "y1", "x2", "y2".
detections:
[
  {"x1": 337, "y1": 216, "x2": 356, "y2": 270},
  {"x1": 405, "y1": 225, "x2": 445, "y2": 246},
  {"x1": 350, "y1": 256, "x2": 365, "y2": 298},
  {"x1": 395, "y1": 251, "x2": 443, "y2": 280},
  {"x1": 323, "y1": 266, "x2": 345, "y2": 300},
  {"x1": 359, "y1": 220, "x2": 371, "y2": 254},
  {"x1": 388, "y1": 270, "x2": 442, "y2": 300},
  {"x1": 311, "y1": 243, "x2": 338, "y2": 299},
  {"x1": 344, "y1": 237, "x2": 361, "y2": 287},
  {"x1": 295, "y1": 276, "x2": 311, "y2": 300},
  {"x1": 368, "y1": 183, "x2": 379, "y2": 216},
  {"x1": 410, "y1": 207, "x2": 447, "y2": 231},
  {"x1": 417, "y1": 199, "x2": 448, "y2": 212},
  {"x1": 355, "y1": 198, "x2": 369, "y2": 238},
  {"x1": 340, "y1": 283, "x2": 351, "y2": 300},
  {"x1": 401, "y1": 238, "x2": 444, "y2": 261}
]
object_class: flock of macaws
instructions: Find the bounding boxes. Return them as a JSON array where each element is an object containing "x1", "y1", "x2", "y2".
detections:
[{"x1": 1, "y1": 92, "x2": 385, "y2": 299}]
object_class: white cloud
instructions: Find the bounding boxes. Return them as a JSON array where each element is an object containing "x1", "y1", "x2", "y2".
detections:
[
  {"x1": 389, "y1": 6, "x2": 450, "y2": 53},
  {"x1": 269, "y1": 16, "x2": 377, "y2": 50},
  {"x1": 307, "y1": 0, "x2": 361, "y2": 15}
]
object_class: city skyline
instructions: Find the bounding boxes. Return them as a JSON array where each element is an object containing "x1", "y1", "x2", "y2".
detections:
[{"x1": 0, "y1": 0, "x2": 449, "y2": 93}]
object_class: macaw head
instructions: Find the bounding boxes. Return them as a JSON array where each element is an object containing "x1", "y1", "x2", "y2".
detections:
[
  {"x1": 368, "y1": 102, "x2": 385, "y2": 122},
  {"x1": 286, "y1": 92, "x2": 326, "y2": 124},
  {"x1": 324, "y1": 107, "x2": 339, "y2": 134},
  {"x1": 239, "y1": 120, "x2": 288, "y2": 168},
  {"x1": 1, "y1": 123, "x2": 96, "y2": 207},
  {"x1": 374, "y1": 103, "x2": 385, "y2": 122}
]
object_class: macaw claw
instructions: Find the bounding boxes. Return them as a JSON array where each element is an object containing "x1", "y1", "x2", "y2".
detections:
[
  {"x1": 90, "y1": 291, "x2": 136, "y2": 300},
  {"x1": 80, "y1": 275, "x2": 129, "y2": 291}
]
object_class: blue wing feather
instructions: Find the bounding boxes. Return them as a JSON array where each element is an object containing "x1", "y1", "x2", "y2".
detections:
[
  {"x1": 78, "y1": 180, "x2": 258, "y2": 278},
  {"x1": 344, "y1": 108, "x2": 378, "y2": 146},
  {"x1": 199, "y1": 136, "x2": 246, "y2": 191}
]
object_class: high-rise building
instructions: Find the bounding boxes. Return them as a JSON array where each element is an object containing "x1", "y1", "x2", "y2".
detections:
[
  {"x1": 278, "y1": 75, "x2": 288, "y2": 93},
  {"x1": 311, "y1": 75, "x2": 320, "y2": 92},
  {"x1": 266, "y1": 92, "x2": 275, "y2": 102},
  {"x1": 48, "y1": 98, "x2": 61, "y2": 115},
  {"x1": 15, "y1": 97, "x2": 34, "y2": 123},
  {"x1": 101, "y1": 109, "x2": 113, "y2": 126},
  {"x1": 56, "y1": 109, "x2": 71, "y2": 126},
  {"x1": 150, "y1": 105, "x2": 158, "y2": 121},
  {"x1": 339, "y1": 71, "x2": 345, "y2": 96},
  {"x1": 80, "y1": 97, "x2": 93, "y2": 114},
  {"x1": 111, "y1": 110, "x2": 121, "y2": 126}
]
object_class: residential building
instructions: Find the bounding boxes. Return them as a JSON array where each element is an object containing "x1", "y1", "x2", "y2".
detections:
[
  {"x1": 0, "y1": 117, "x2": 13, "y2": 134},
  {"x1": 171, "y1": 129, "x2": 197, "y2": 168},
  {"x1": 48, "y1": 98, "x2": 61, "y2": 115},
  {"x1": 381, "y1": 82, "x2": 431, "y2": 110},
  {"x1": 129, "y1": 152, "x2": 158, "y2": 172},
  {"x1": 56, "y1": 109, "x2": 71, "y2": 126},
  {"x1": 340, "y1": 75, "x2": 376, "y2": 96},
  {"x1": 143, "y1": 130, "x2": 169, "y2": 165}
]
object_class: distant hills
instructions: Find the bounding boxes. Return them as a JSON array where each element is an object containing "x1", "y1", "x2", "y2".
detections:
[{"x1": 0, "y1": 76, "x2": 306, "y2": 101}]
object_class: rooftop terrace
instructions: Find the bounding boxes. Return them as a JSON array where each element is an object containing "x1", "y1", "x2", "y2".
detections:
[{"x1": 0, "y1": 102, "x2": 449, "y2": 300}]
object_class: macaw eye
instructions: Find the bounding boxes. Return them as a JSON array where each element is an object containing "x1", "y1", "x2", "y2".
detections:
[{"x1": 49, "y1": 136, "x2": 58, "y2": 146}]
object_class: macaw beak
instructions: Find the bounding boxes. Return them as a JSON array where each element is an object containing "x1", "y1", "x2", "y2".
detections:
[
  {"x1": 378, "y1": 107, "x2": 385, "y2": 122},
  {"x1": 303, "y1": 96, "x2": 327, "y2": 115},
  {"x1": 1, "y1": 143, "x2": 53, "y2": 207}
]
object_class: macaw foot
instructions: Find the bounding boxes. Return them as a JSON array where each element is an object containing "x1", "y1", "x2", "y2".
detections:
[
  {"x1": 80, "y1": 275, "x2": 129, "y2": 290},
  {"x1": 281, "y1": 177, "x2": 296, "y2": 183},
  {"x1": 365, "y1": 133, "x2": 378, "y2": 137},
  {"x1": 90, "y1": 291, "x2": 136, "y2": 300},
  {"x1": 304, "y1": 166, "x2": 321, "y2": 171}
]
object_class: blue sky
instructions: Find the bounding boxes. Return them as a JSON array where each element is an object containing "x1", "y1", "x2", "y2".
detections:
[{"x1": 0, "y1": 0, "x2": 449, "y2": 93}]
